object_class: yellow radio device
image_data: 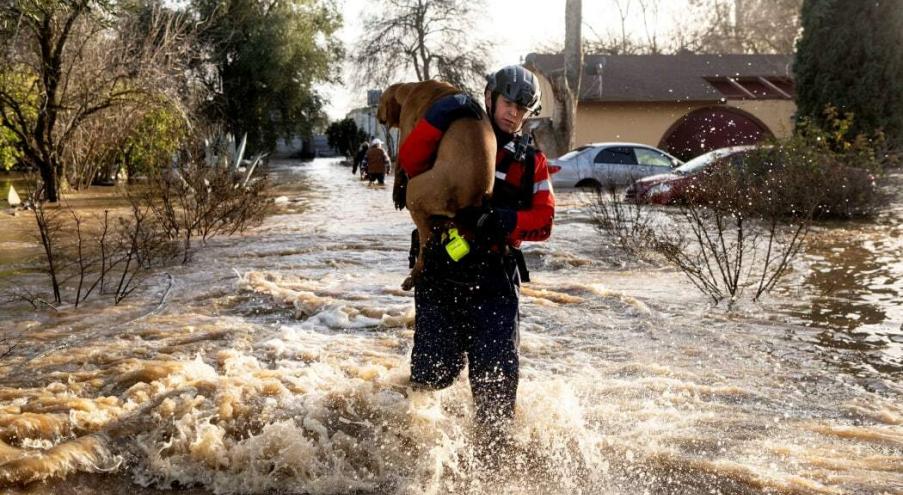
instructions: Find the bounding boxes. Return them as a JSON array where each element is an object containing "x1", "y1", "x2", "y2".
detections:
[{"x1": 444, "y1": 228, "x2": 470, "y2": 261}]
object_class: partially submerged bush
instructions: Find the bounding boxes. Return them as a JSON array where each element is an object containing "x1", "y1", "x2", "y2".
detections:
[
  {"x1": 134, "y1": 157, "x2": 270, "y2": 263},
  {"x1": 16, "y1": 148, "x2": 270, "y2": 309},
  {"x1": 593, "y1": 108, "x2": 890, "y2": 304},
  {"x1": 691, "y1": 142, "x2": 878, "y2": 221},
  {"x1": 24, "y1": 192, "x2": 180, "y2": 308}
]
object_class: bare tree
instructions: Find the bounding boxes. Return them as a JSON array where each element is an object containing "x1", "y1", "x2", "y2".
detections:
[
  {"x1": 577, "y1": 0, "x2": 799, "y2": 56},
  {"x1": 0, "y1": 1, "x2": 193, "y2": 201},
  {"x1": 352, "y1": 0, "x2": 491, "y2": 92},
  {"x1": 637, "y1": 0, "x2": 662, "y2": 54},
  {"x1": 529, "y1": 0, "x2": 583, "y2": 158},
  {"x1": 685, "y1": 0, "x2": 803, "y2": 54},
  {"x1": 64, "y1": 106, "x2": 136, "y2": 189},
  {"x1": 614, "y1": 0, "x2": 632, "y2": 54}
]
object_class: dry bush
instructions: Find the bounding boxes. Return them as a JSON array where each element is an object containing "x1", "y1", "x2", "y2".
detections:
[
  {"x1": 590, "y1": 185, "x2": 659, "y2": 260},
  {"x1": 594, "y1": 113, "x2": 891, "y2": 304},
  {"x1": 18, "y1": 149, "x2": 268, "y2": 309},
  {"x1": 23, "y1": 190, "x2": 179, "y2": 308},
  {"x1": 135, "y1": 158, "x2": 270, "y2": 263}
]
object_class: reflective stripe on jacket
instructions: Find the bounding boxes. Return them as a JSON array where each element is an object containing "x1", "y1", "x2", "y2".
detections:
[{"x1": 493, "y1": 145, "x2": 555, "y2": 247}]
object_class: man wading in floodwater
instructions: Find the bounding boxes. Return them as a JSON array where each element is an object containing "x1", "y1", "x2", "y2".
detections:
[{"x1": 397, "y1": 65, "x2": 555, "y2": 455}]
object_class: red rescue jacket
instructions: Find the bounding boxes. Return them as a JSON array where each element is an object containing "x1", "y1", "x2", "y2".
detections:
[
  {"x1": 491, "y1": 140, "x2": 555, "y2": 247},
  {"x1": 398, "y1": 120, "x2": 555, "y2": 248}
]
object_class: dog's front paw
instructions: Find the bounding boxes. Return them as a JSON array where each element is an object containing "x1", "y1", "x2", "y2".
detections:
[{"x1": 401, "y1": 276, "x2": 414, "y2": 291}]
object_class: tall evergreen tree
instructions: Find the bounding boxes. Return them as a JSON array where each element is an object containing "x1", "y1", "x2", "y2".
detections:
[{"x1": 794, "y1": 0, "x2": 903, "y2": 148}]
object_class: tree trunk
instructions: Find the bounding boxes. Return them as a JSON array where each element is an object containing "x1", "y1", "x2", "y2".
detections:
[
  {"x1": 533, "y1": 0, "x2": 583, "y2": 159},
  {"x1": 734, "y1": 0, "x2": 745, "y2": 48},
  {"x1": 125, "y1": 147, "x2": 135, "y2": 184},
  {"x1": 37, "y1": 159, "x2": 60, "y2": 203},
  {"x1": 562, "y1": 0, "x2": 583, "y2": 153}
]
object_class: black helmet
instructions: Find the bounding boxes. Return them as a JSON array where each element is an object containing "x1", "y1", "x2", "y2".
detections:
[{"x1": 486, "y1": 65, "x2": 542, "y2": 114}]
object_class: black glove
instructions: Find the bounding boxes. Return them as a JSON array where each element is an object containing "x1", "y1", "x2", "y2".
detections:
[
  {"x1": 455, "y1": 206, "x2": 516, "y2": 245},
  {"x1": 454, "y1": 205, "x2": 483, "y2": 228}
]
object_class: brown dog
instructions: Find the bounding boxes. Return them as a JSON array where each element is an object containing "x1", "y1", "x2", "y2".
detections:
[{"x1": 377, "y1": 81, "x2": 496, "y2": 290}]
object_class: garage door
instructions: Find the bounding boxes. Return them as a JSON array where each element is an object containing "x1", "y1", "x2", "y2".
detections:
[{"x1": 660, "y1": 107, "x2": 773, "y2": 161}]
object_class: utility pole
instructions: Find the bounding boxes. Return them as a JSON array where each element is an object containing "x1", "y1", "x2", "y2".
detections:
[{"x1": 367, "y1": 89, "x2": 381, "y2": 140}]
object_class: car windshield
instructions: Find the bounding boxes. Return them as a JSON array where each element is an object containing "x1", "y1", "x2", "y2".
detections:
[
  {"x1": 557, "y1": 146, "x2": 591, "y2": 161},
  {"x1": 674, "y1": 148, "x2": 738, "y2": 175}
]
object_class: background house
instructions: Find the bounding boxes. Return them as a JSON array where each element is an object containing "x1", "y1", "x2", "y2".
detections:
[
  {"x1": 346, "y1": 106, "x2": 399, "y2": 155},
  {"x1": 525, "y1": 53, "x2": 796, "y2": 160}
]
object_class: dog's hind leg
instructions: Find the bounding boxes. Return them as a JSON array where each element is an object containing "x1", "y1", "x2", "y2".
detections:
[{"x1": 402, "y1": 210, "x2": 434, "y2": 291}]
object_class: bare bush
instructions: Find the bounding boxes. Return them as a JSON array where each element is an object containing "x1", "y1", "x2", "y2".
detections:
[
  {"x1": 594, "y1": 193, "x2": 810, "y2": 304},
  {"x1": 590, "y1": 185, "x2": 659, "y2": 260},
  {"x1": 26, "y1": 192, "x2": 180, "y2": 307},
  {"x1": 31, "y1": 191, "x2": 65, "y2": 304},
  {"x1": 109, "y1": 201, "x2": 179, "y2": 304},
  {"x1": 593, "y1": 152, "x2": 818, "y2": 304},
  {"x1": 20, "y1": 150, "x2": 268, "y2": 309},
  {"x1": 594, "y1": 117, "x2": 889, "y2": 304},
  {"x1": 137, "y1": 156, "x2": 270, "y2": 263}
]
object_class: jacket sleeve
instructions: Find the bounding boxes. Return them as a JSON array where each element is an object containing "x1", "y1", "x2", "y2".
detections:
[
  {"x1": 510, "y1": 151, "x2": 555, "y2": 243},
  {"x1": 398, "y1": 93, "x2": 484, "y2": 178},
  {"x1": 398, "y1": 118, "x2": 442, "y2": 177}
]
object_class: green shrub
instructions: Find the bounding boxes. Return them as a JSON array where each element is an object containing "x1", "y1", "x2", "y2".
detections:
[{"x1": 0, "y1": 124, "x2": 21, "y2": 171}]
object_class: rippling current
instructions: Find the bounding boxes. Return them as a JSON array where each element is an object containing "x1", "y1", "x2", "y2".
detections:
[{"x1": 0, "y1": 159, "x2": 901, "y2": 494}]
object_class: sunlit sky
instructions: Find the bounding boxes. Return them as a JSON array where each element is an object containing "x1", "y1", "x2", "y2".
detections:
[{"x1": 321, "y1": 0, "x2": 687, "y2": 119}]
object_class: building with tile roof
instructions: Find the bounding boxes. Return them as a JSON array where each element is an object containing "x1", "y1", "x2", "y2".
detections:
[{"x1": 524, "y1": 53, "x2": 796, "y2": 160}]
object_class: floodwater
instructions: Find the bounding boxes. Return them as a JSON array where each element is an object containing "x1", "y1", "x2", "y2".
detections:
[{"x1": 0, "y1": 160, "x2": 900, "y2": 494}]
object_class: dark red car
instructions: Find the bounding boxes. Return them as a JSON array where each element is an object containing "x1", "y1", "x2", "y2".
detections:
[{"x1": 625, "y1": 146, "x2": 757, "y2": 204}]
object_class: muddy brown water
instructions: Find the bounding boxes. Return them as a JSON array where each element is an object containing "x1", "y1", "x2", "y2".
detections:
[{"x1": 0, "y1": 161, "x2": 900, "y2": 494}]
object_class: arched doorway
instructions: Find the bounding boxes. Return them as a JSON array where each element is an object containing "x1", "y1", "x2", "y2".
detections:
[{"x1": 659, "y1": 106, "x2": 773, "y2": 161}]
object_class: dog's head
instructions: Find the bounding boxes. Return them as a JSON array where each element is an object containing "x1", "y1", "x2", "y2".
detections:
[{"x1": 377, "y1": 83, "x2": 412, "y2": 128}]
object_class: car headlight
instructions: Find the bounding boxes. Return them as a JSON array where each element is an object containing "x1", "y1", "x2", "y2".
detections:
[{"x1": 648, "y1": 182, "x2": 672, "y2": 196}]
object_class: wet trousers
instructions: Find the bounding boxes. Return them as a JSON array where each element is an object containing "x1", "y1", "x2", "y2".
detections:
[{"x1": 410, "y1": 252, "x2": 520, "y2": 426}]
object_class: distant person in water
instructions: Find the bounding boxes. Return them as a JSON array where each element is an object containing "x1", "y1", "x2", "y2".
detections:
[
  {"x1": 352, "y1": 142, "x2": 368, "y2": 176},
  {"x1": 365, "y1": 139, "x2": 390, "y2": 185}
]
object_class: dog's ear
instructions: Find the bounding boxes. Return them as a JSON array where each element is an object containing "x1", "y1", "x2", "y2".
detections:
[{"x1": 377, "y1": 83, "x2": 405, "y2": 127}]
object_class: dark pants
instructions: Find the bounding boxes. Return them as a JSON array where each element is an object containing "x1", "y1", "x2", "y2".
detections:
[
  {"x1": 411, "y1": 247, "x2": 520, "y2": 427},
  {"x1": 368, "y1": 173, "x2": 385, "y2": 185}
]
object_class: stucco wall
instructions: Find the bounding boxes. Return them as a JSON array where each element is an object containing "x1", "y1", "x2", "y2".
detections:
[
  {"x1": 528, "y1": 71, "x2": 795, "y2": 156},
  {"x1": 572, "y1": 102, "x2": 707, "y2": 148},
  {"x1": 729, "y1": 100, "x2": 796, "y2": 138},
  {"x1": 569, "y1": 100, "x2": 796, "y2": 150},
  {"x1": 535, "y1": 75, "x2": 558, "y2": 123}
]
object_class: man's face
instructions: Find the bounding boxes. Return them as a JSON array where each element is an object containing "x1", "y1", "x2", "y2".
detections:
[{"x1": 486, "y1": 93, "x2": 529, "y2": 134}]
